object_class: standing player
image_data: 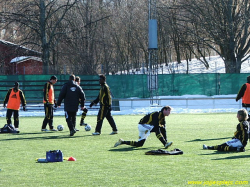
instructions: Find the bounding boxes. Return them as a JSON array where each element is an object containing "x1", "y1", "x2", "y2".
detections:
[
  {"x1": 57, "y1": 74, "x2": 86, "y2": 136},
  {"x1": 41, "y1": 75, "x2": 58, "y2": 132},
  {"x1": 90, "y1": 74, "x2": 118, "y2": 135},
  {"x1": 114, "y1": 106, "x2": 173, "y2": 149},
  {"x1": 75, "y1": 76, "x2": 88, "y2": 130},
  {"x1": 236, "y1": 75, "x2": 250, "y2": 121},
  {"x1": 3, "y1": 82, "x2": 26, "y2": 131},
  {"x1": 203, "y1": 109, "x2": 248, "y2": 152}
]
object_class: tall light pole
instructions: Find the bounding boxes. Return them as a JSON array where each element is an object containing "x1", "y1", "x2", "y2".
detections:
[{"x1": 148, "y1": 0, "x2": 158, "y2": 104}]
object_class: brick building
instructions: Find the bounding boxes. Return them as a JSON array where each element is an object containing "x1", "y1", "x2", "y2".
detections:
[
  {"x1": 0, "y1": 40, "x2": 41, "y2": 75},
  {"x1": 10, "y1": 56, "x2": 43, "y2": 75}
]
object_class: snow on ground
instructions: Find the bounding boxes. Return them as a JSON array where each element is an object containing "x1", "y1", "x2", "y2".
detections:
[
  {"x1": 164, "y1": 56, "x2": 250, "y2": 74},
  {"x1": 0, "y1": 94, "x2": 242, "y2": 117},
  {"x1": 119, "y1": 55, "x2": 250, "y2": 74}
]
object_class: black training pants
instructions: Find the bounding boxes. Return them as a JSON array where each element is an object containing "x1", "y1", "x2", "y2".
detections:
[
  {"x1": 65, "y1": 111, "x2": 77, "y2": 131},
  {"x1": 6, "y1": 109, "x2": 19, "y2": 128},
  {"x1": 42, "y1": 104, "x2": 54, "y2": 129},
  {"x1": 95, "y1": 105, "x2": 117, "y2": 133}
]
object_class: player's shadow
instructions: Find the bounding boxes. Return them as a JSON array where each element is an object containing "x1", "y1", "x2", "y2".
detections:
[
  {"x1": 212, "y1": 154, "x2": 250, "y2": 160},
  {"x1": 109, "y1": 147, "x2": 148, "y2": 152},
  {"x1": 187, "y1": 137, "x2": 231, "y2": 142},
  {"x1": 199, "y1": 151, "x2": 232, "y2": 156},
  {"x1": 200, "y1": 150, "x2": 250, "y2": 160},
  {"x1": 13, "y1": 132, "x2": 47, "y2": 135},
  {"x1": 0, "y1": 134, "x2": 82, "y2": 141}
]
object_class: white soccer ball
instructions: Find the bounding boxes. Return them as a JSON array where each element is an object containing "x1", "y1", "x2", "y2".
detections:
[
  {"x1": 85, "y1": 124, "x2": 91, "y2": 131},
  {"x1": 57, "y1": 125, "x2": 64, "y2": 131}
]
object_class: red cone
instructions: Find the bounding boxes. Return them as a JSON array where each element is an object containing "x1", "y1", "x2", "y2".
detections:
[{"x1": 68, "y1": 156, "x2": 76, "y2": 161}]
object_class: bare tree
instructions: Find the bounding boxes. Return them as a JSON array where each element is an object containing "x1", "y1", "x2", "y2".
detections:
[
  {"x1": 1, "y1": 0, "x2": 78, "y2": 74},
  {"x1": 169, "y1": 0, "x2": 250, "y2": 73},
  {"x1": 57, "y1": 0, "x2": 114, "y2": 75},
  {"x1": 109, "y1": 0, "x2": 148, "y2": 74},
  {"x1": 0, "y1": 0, "x2": 152, "y2": 75}
]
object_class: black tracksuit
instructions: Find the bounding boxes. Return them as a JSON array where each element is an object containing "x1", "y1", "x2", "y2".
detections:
[
  {"x1": 57, "y1": 80, "x2": 86, "y2": 131},
  {"x1": 42, "y1": 81, "x2": 56, "y2": 130},
  {"x1": 123, "y1": 111, "x2": 168, "y2": 147},
  {"x1": 209, "y1": 121, "x2": 249, "y2": 151},
  {"x1": 92, "y1": 82, "x2": 117, "y2": 133}
]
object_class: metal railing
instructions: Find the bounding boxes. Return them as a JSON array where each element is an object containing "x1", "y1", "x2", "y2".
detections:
[
  {"x1": 0, "y1": 96, "x2": 241, "y2": 113},
  {"x1": 113, "y1": 96, "x2": 241, "y2": 110}
]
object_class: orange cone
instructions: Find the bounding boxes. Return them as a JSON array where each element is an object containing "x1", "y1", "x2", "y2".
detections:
[{"x1": 68, "y1": 156, "x2": 76, "y2": 161}]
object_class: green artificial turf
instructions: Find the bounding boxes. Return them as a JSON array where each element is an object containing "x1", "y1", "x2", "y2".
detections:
[{"x1": 0, "y1": 113, "x2": 249, "y2": 187}]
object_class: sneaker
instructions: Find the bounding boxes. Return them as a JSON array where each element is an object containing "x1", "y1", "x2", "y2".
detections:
[
  {"x1": 70, "y1": 130, "x2": 76, "y2": 136},
  {"x1": 15, "y1": 128, "x2": 20, "y2": 133},
  {"x1": 75, "y1": 128, "x2": 79, "y2": 131},
  {"x1": 50, "y1": 129, "x2": 58, "y2": 131},
  {"x1": 203, "y1": 144, "x2": 208, "y2": 149},
  {"x1": 92, "y1": 132, "x2": 100, "y2": 135},
  {"x1": 114, "y1": 138, "x2": 124, "y2": 147},
  {"x1": 110, "y1": 131, "x2": 118, "y2": 135},
  {"x1": 164, "y1": 142, "x2": 173, "y2": 149},
  {"x1": 80, "y1": 123, "x2": 87, "y2": 126},
  {"x1": 41, "y1": 129, "x2": 50, "y2": 132}
]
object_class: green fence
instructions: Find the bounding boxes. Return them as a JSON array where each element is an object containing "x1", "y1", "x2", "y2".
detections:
[
  {"x1": 0, "y1": 74, "x2": 248, "y2": 102},
  {"x1": 107, "y1": 73, "x2": 247, "y2": 98},
  {"x1": 0, "y1": 75, "x2": 100, "y2": 102}
]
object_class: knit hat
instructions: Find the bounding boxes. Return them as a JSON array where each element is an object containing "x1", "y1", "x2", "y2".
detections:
[
  {"x1": 14, "y1": 82, "x2": 19, "y2": 87},
  {"x1": 50, "y1": 75, "x2": 57, "y2": 80}
]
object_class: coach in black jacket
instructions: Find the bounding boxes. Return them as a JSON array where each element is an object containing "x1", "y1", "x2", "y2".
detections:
[{"x1": 57, "y1": 74, "x2": 86, "y2": 136}]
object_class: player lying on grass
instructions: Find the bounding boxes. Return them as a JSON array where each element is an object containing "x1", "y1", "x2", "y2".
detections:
[
  {"x1": 203, "y1": 109, "x2": 249, "y2": 152},
  {"x1": 114, "y1": 106, "x2": 173, "y2": 149}
]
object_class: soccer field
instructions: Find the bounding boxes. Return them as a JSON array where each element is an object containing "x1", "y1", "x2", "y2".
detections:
[{"x1": 0, "y1": 113, "x2": 249, "y2": 187}]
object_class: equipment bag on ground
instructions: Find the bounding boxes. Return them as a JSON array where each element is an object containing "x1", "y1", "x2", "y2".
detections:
[
  {"x1": 0, "y1": 124, "x2": 19, "y2": 133},
  {"x1": 46, "y1": 150, "x2": 63, "y2": 162}
]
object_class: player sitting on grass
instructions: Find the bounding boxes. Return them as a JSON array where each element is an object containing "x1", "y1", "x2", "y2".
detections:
[
  {"x1": 114, "y1": 106, "x2": 173, "y2": 149},
  {"x1": 203, "y1": 109, "x2": 249, "y2": 152}
]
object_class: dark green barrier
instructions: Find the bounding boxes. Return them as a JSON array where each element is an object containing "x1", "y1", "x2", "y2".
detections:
[
  {"x1": 0, "y1": 74, "x2": 248, "y2": 102},
  {"x1": 0, "y1": 75, "x2": 100, "y2": 102}
]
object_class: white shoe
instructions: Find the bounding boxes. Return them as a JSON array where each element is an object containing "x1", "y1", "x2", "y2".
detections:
[
  {"x1": 41, "y1": 129, "x2": 49, "y2": 132},
  {"x1": 203, "y1": 144, "x2": 208, "y2": 149},
  {"x1": 50, "y1": 129, "x2": 58, "y2": 131},
  {"x1": 110, "y1": 131, "x2": 118, "y2": 135},
  {"x1": 92, "y1": 132, "x2": 100, "y2": 135},
  {"x1": 165, "y1": 142, "x2": 173, "y2": 149},
  {"x1": 114, "y1": 138, "x2": 124, "y2": 147}
]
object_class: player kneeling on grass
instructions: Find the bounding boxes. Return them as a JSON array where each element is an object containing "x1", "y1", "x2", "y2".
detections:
[
  {"x1": 114, "y1": 106, "x2": 173, "y2": 149},
  {"x1": 203, "y1": 109, "x2": 249, "y2": 152}
]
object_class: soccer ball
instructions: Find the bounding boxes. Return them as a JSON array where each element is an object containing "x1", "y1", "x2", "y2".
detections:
[
  {"x1": 85, "y1": 124, "x2": 91, "y2": 131},
  {"x1": 57, "y1": 125, "x2": 64, "y2": 131}
]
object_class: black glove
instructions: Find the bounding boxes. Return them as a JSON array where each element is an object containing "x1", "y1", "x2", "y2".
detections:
[
  {"x1": 83, "y1": 108, "x2": 88, "y2": 113},
  {"x1": 54, "y1": 103, "x2": 58, "y2": 108},
  {"x1": 23, "y1": 106, "x2": 26, "y2": 111},
  {"x1": 3, "y1": 104, "x2": 6, "y2": 108},
  {"x1": 90, "y1": 102, "x2": 94, "y2": 107}
]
